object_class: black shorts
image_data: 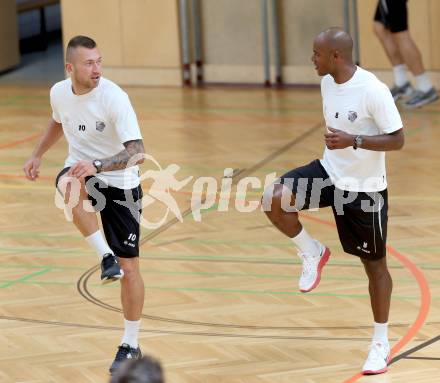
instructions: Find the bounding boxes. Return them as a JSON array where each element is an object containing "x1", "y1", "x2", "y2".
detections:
[
  {"x1": 279, "y1": 160, "x2": 388, "y2": 260},
  {"x1": 374, "y1": 0, "x2": 408, "y2": 33},
  {"x1": 55, "y1": 167, "x2": 143, "y2": 258}
]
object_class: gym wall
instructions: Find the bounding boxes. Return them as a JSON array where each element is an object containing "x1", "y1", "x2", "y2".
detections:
[
  {"x1": 0, "y1": 0, "x2": 20, "y2": 72},
  {"x1": 359, "y1": 0, "x2": 440, "y2": 86},
  {"x1": 61, "y1": 0, "x2": 182, "y2": 86},
  {"x1": 57, "y1": 0, "x2": 440, "y2": 86}
]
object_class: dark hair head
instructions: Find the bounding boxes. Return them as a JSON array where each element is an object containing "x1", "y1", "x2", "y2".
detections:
[
  {"x1": 66, "y1": 35, "x2": 97, "y2": 62},
  {"x1": 110, "y1": 356, "x2": 164, "y2": 383}
]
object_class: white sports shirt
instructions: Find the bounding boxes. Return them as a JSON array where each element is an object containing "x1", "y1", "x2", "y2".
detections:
[
  {"x1": 320, "y1": 66, "x2": 403, "y2": 192},
  {"x1": 50, "y1": 77, "x2": 142, "y2": 189}
]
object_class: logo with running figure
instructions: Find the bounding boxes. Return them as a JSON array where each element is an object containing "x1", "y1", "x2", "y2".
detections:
[
  {"x1": 348, "y1": 111, "x2": 358, "y2": 122},
  {"x1": 122, "y1": 153, "x2": 193, "y2": 229},
  {"x1": 54, "y1": 152, "x2": 387, "y2": 231}
]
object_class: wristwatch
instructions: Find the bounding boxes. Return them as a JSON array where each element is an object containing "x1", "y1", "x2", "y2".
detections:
[
  {"x1": 353, "y1": 135, "x2": 363, "y2": 150},
  {"x1": 93, "y1": 159, "x2": 103, "y2": 173}
]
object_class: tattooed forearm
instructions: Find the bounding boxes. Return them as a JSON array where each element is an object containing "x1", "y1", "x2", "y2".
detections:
[{"x1": 100, "y1": 139, "x2": 145, "y2": 172}]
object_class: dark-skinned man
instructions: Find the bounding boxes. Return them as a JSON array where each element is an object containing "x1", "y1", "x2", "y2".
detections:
[{"x1": 262, "y1": 27, "x2": 404, "y2": 375}]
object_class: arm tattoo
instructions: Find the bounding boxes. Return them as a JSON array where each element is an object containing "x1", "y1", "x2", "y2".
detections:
[{"x1": 100, "y1": 139, "x2": 145, "y2": 172}]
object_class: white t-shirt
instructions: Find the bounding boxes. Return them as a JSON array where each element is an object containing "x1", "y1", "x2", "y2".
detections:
[
  {"x1": 320, "y1": 66, "x2": 403, "y2": 192},
  {"x1": 50, "y1": 77, "x2": 142, "y2": 189}
]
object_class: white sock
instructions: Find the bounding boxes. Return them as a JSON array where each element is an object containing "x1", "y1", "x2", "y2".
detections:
[
  {"x1": 121, "y1": 319, "x2": 141, "y2": 348},
  {"x1": 393, "y1": 64, "x2": 408, "y2": 87},
  {"x1": 373, "y1": 322, "x2": 389, "y2": 344},
  {"x1": 290, "y1": 227, "x2": 320, "y2": 256},
  {"x1": 85, "y1": 231, "x2": 113, "y2": 260},
  {"x1": 415, "y1": 73, "x2": 433, "y2": 93}
]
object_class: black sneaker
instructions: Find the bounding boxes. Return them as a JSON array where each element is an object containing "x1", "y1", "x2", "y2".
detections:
[
  {"x1": 390, "y1": 82, "x2": 413, "y2": 101},
  {"x1": 109, "y1": 343, "x2": 142, "y2": 375},
  {"x1": 101, "y1": 253, "x2": 124, "y2": 284},
  {"x1": 405, "y1": 87, "x2": 439, "y2": 108}
]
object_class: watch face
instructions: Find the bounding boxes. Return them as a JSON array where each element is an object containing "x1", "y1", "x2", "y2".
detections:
[{"x1": 94, "y1": 160, "x2": 102, "y2": 171}]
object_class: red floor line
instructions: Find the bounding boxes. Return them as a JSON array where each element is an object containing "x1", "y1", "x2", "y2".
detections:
[
  {"x1": 0, "y1": 132, "x2": 41, "y2": 150},
  {"x1": 0, "y1": 173, "x2": 52, "y2": 181},
  {"x1": 299, "y1": 213, "x2": 431, "y2": 383}
]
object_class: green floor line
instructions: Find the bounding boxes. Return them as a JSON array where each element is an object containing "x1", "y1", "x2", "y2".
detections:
[
  {"x1": 130, "y1": 268, "x2": 421, "y2": 284},
  {"x1": 0, "y1": 275, "x2": 426, "y2": 301},
  {"x1": 90, "y1": 284, "x2": 420, "y2": 301},
  {"x1": 143, "y1": 253, "x2": 405, "y2": 268},
  {"x1": 0, "y1": 269, "x2": 425, "y2": 288},
  {"x1": 0, "y1": 277, "x2": 419, "y2": 300},
  {"x1": 0, "y1": 264, "x2": 84, "y2": 271},
  {"x1": 0, "y1": 267, "x2": 52, "y2": 288},
  {"x1": 2, "y1": 242, "x2": 440, "y2": 270},
  {"x1": 0, "y1": 247, "x2": 409, "y2": 268},
  {"x1": 151, "y1": 238, "x2": 296, "y2": 247},
  {"x1": 0, "y1": 246, "x2": 93, "y2": 255},
  {"x1": 0, "y1": 232, "x2": 83, "y2": 240}
]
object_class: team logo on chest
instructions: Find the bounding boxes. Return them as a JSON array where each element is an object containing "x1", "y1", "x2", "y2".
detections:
[
  {"x1": 96, "y1": 121, "x2": 106, "y2": 132},
  {"x1": 348, "y1": 111, "x2": 358, "y2": 122}
]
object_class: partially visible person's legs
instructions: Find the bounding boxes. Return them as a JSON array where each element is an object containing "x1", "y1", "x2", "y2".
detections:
[
  {"x1": 57, "y1": 171, "x2": 100, "y2": 236},
  {"x1": 262, "y1": 160, "x2": 332, "y2": 293},
  {"x1": 392, "y1": 30, "x2": 425, "y2": 77},
  {"x1": 394, "y1": 29, "x2": 439, "y2": 107},
  {"x1": 55, "y1": 169, "x2": 123, "y2": 283},
  {"x1": 361, "y1": 257, "x2": 393, "y2": 324},
  {"x1": 374, "y1": 22, "x2": 413, "y2": 101},
  {"x1": 373, "y1": 1, "x2": 413, "y2": 100},
  {"x1": 263, "y1": 183, "x2": 302, "y2": 238},
  {"x1": 103, "y1": 184, "x2": 145, "y2": 375},
  {"x1": 109, "y1": 256, "x2": 145, "y2": 375},
  {"x1": 333, "y1": 189, "x2": 392, "y2": 375},
  {"x1": 119, "y1": 256, "x2": 145, "y2": 338},
  {"x1": 395, "y1": 28, "x2": 439, "y2": 107},
  {"x1": 373, "y1": 0, "x2": 438, "y2": 107},
  {"x1": 361, "y1": 256, "x2": 392, "y2": 375},
  {"x1": 373, "y1": 21, "x2": 404, "y2": 68}
]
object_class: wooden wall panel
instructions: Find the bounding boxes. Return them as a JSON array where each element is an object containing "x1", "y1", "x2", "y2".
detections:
[
  {"x1": 61, "y1": 0, "x2": 123, "y2": 66},
  {"x1": 358, "y1": 0, "x2": 390, "y2": 69},
  {"x1": 60, "y1": 0, "x2": 181, "y2": 85},
  {"x1": 428, "y1": 0, "x2": 440, "y2": 69},
  {"x1": 121, "y1": 0, "x2": 180, "y2": 68},
  {"x1": 408, "y1": 0, "x2": 431, "y2": 69},
  {"x1": 0, "y1": 0, "x2": 20, "y2": 71}
]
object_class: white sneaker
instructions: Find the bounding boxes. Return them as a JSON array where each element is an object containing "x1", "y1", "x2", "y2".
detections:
[
  {"x1": 298, "y1": 240, "x2": 330, "y2": 293},
  {"x1": 362, "y1": 341, "x2": 390, "y2": 375}
]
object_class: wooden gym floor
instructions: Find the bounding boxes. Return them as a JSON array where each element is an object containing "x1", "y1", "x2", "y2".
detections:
[{"x1": 0, "y1": 84, "x2": 439, "y2": 383}]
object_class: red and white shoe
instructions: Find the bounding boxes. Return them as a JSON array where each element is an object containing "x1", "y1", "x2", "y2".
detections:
[
  {"x1": 362, "y1": 341, "x2": 391, "y2": 375},
  {"x1": 298, "y1": 240, "x2": 330, "y2": 293}
]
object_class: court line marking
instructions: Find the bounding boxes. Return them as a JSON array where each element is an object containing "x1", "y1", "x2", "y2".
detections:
[
  {"x1": 299, "y1": 212, "x2": 432, "y2": 382},
  {"x1": 391, "y1": 335, "x2": 440, "y2": 363},
  {"x1": 342, "y1": 247, "x2": 431, "y2": 382},
  {"x1": 139, "y1": 121, "x2": 323, "y2": 245},
  {"x1": 0, "y1": 272, "x2": 421, "y2": 300},
  {"x1": 1, "y1": 119, "x2": 431, "y2": 376},
  {"x1": 167, "y1": 176, "x2": 431, "y2": 376},
  {"x1": 402, "y1": 355, "x2": 440, "y2": 361},
  {"x1": 0, "y1": 132, "x2": 41, "y2": 150},
  {"x1": 0, "y1": 267, "x2": 51, "y2": 288},
  {"x1": 0, "y1": 313, "x2": 399, "y2": 342}
]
